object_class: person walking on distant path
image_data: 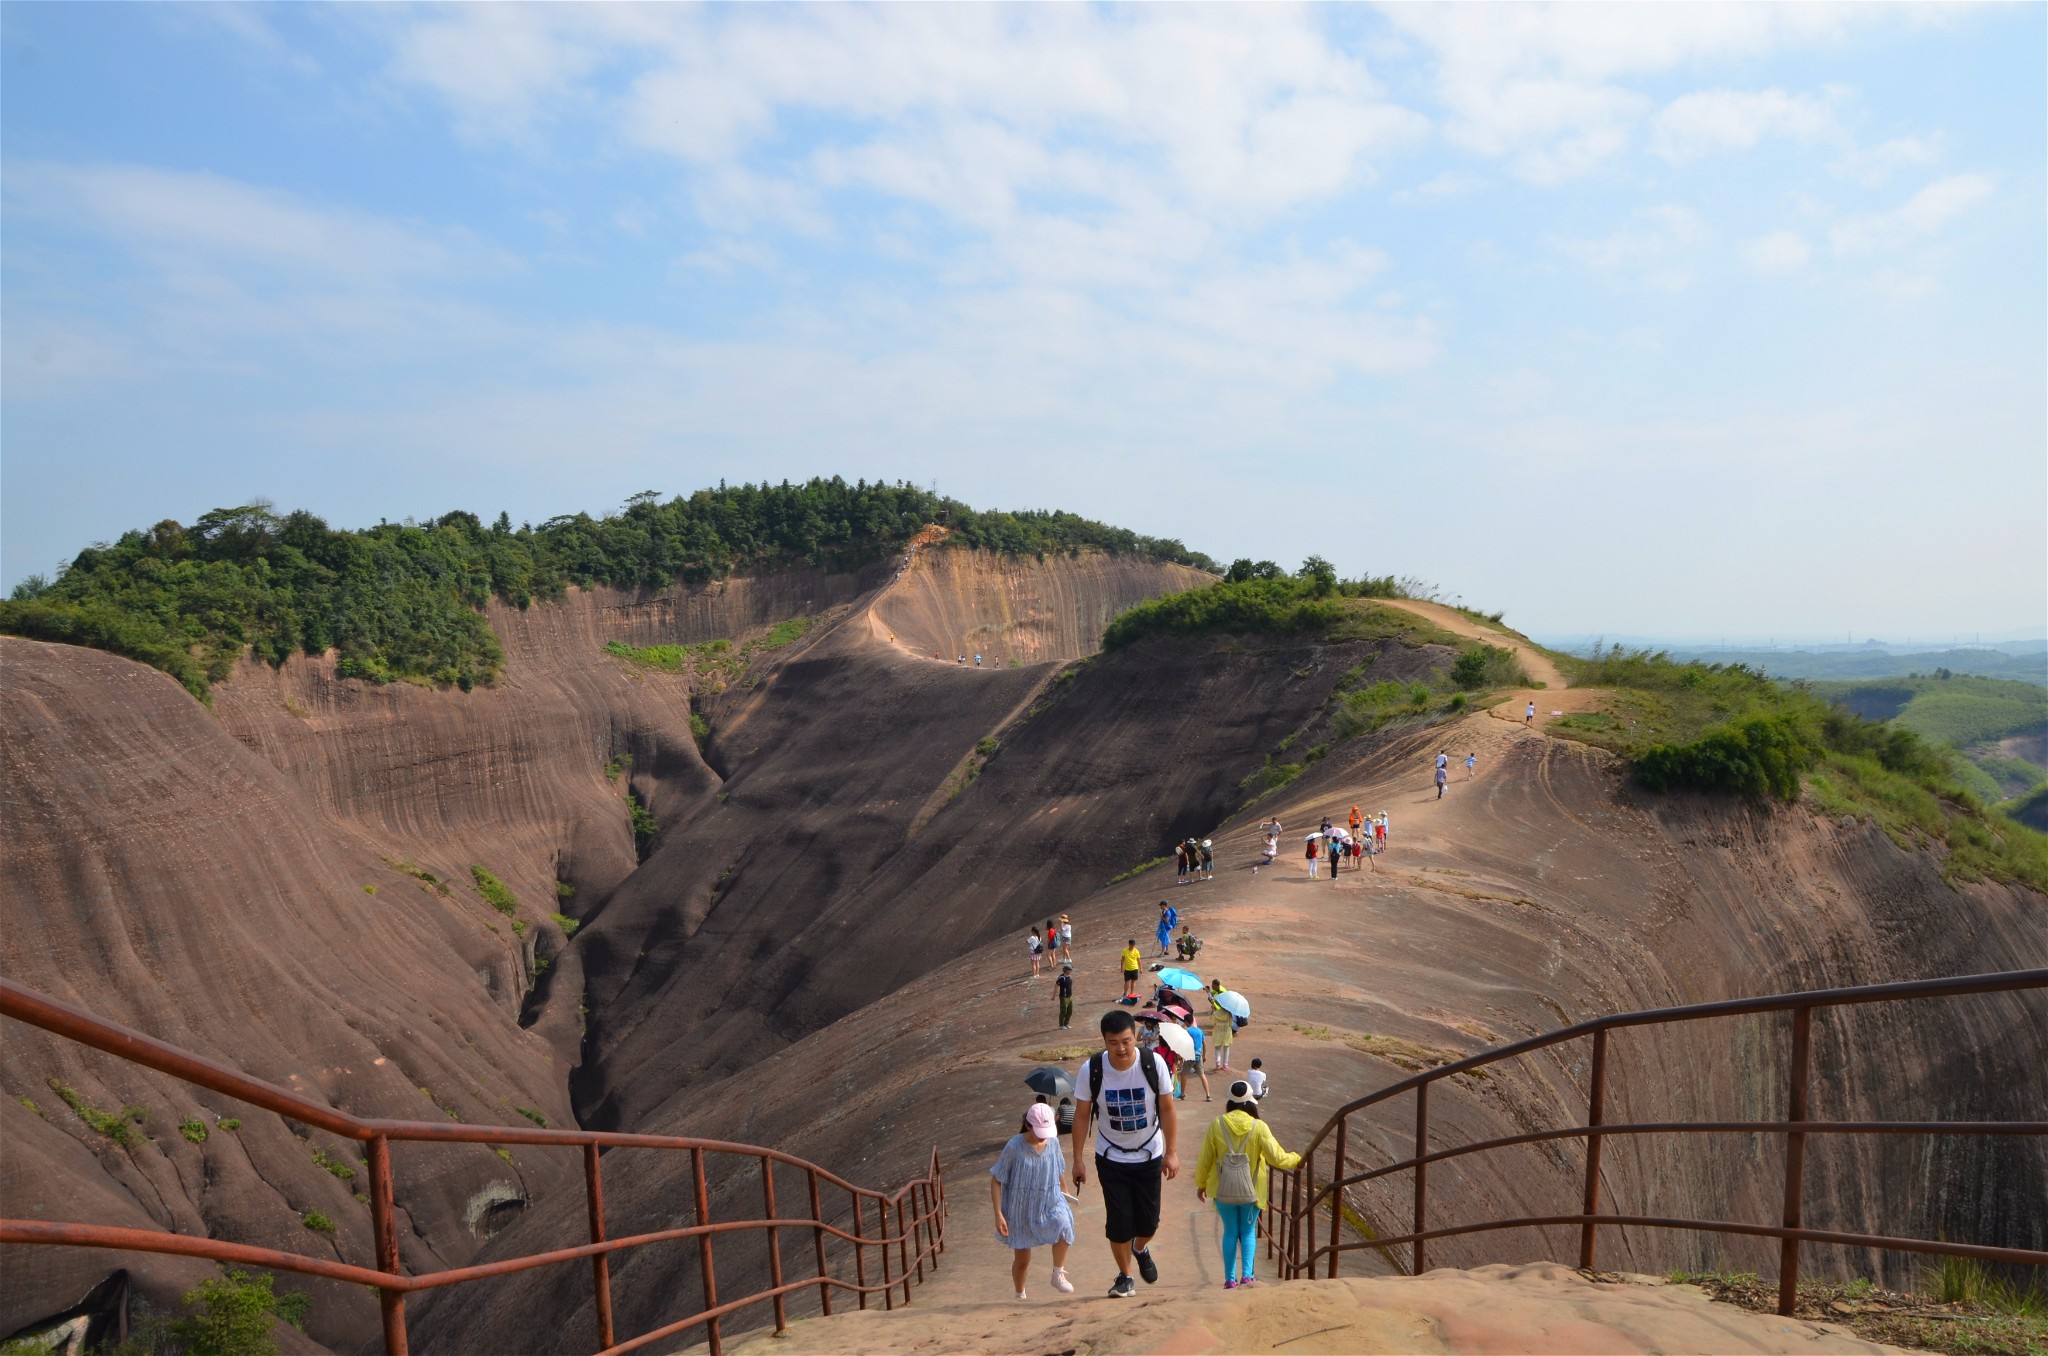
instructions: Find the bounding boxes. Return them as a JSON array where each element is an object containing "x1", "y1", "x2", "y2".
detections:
[
  {"x1": 1209, "y1": 980, "x2": 1235, "y2": 1070},
  {"x1": 1072, "y1": 1010, "x2": 1179, "y2": 1299},
  {"x1": 991, "y1": 1102, "x2": 1076, "y2": 1299},
  {"x1": 1305, "y1": 834, "x2": 1319, "y2": 879},
  {"x1": 1465, "y1": 752, "x2": 1478, "y2": 780},
  {"x1": 1028, "y1": 929, "x2": 1046, "y2": 978},
  {"x1": 1526, "y1": 700, "x2": 1536, "y2": 726},
  {"x1": 1199, "y1": 839, "x2": 1214, "y2": 879},
  {"x1": 1121, "y1": 940, "x2": 1143, "y2": 1000},
  {"x1": 1187, "y1": 1023, "x2": 1212, "y2": 1101},
  {"x1": 1056, "y1": 963, "x2": 1075, "y2": 1030},
  {"x1": 1195, "y1": 1082, "x2": 1301, "y2": 1289},
  {"x1": 1058, "y1": 914, "x2": 1074, "y2": 964},
  {"x1": 1435, "y1": 762, "x2": 1449, "y2": 800},
  {"x1": 1156, "y1": 900, "x2": 1178, "y2": 956}
]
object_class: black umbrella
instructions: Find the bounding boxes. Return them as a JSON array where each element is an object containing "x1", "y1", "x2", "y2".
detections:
[{"x1": 1024, "y1": 1065, "x2": 1074, "y2": 1100}]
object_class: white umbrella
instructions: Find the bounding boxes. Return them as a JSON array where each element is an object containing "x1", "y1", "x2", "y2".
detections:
[
  {"x1": 1155, "y1": 1023, "x2": 1196, "y2": 1059},
  {"x1": 1213, "y1": 990, "x2": 1251, "y2": 1020}
]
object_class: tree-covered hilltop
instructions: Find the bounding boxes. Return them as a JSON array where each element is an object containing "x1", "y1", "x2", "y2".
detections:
[{"x1": 0, "y1": 478, "x2": 1214, "y2": 699}]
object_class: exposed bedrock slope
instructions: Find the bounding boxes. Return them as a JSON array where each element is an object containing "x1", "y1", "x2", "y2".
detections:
[
  {"x1": 571, "y1": 619, "x2": 1447, "y2": 1131},
  {"x1": 0, "y1": 640, "x2": 580, "y2": 1351},
  {"x1": 871, "y1": 548, "x2": 1214, "y2": 664},
  {"x1": 413, "y1": 719, "x2": 2045, "y2": 1355}
]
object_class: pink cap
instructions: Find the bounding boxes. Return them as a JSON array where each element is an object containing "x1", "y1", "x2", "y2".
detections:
[{"x1": 1024, "y1": 1103, "x2": 1056, "y2": 1140}]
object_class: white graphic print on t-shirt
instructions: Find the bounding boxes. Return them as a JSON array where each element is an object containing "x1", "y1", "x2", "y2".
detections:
[{"x1": 1074, "y1": 1052, "x2": 1171, "y2": 1162}]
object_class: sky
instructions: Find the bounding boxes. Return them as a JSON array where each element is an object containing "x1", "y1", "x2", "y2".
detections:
[{"x1": 3, "y1": 3, "x2": 2043, "y2": 643}]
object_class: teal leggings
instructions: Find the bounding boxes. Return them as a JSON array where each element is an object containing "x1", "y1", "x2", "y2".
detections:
[{"x1": 1216, "y1": 1202, "x2": 1259, "y2": 1283}]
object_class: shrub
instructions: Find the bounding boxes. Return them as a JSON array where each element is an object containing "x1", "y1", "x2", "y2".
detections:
[
  {"x1": 551, "y1": 912, "x2": 579, "y2": 935},
  {"x1": 627, "y1": 791, "x2": 659, "y2": 839},
  {"x1": 311, "y1": 1146, "x2": 355, "y2": 1181},
  {"x1": 1636, "y1": 711, "x2": 1821, "y2": 801},
  {"x1": 174, "y1": 1269, "x2": 305, "y2": 1356},
  {"x1": 301, "y1": 1211, "x2": 335, "y2": 1235},
  {"x1": 1450, "y1": 644, "x2": 1530, "y2": 691},
  {"x1": 470, "y1": 866, "x2": 518, "y2": 917},
  {"x1": 180, "y1": 1118, "x2": 208, "y2": 1144}
]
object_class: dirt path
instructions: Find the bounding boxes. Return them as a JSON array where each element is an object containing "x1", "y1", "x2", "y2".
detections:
[{"x1": 1376, "y1": 599, "x2": 1568, "y2": 693}]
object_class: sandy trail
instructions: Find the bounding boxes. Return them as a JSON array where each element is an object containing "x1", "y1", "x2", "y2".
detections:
[{"x1": 1374, "y1": 598, "x2": 1618, "y2": 729}]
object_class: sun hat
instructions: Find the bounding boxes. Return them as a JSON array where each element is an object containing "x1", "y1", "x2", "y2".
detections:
[
  {"x1": 1024, "y1": 1103, "x2": 1057, "y2": 1141},
  {"x1": 1229, "y1": 1080, "x2": 1252, "y2": 1101},
  {"x1": 1201, "y1": 839, "x2": 1212, "y2": 848}
]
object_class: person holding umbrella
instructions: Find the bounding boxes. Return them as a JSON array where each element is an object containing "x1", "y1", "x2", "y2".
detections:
[
  {"x1": 1195, "y1": 1081, "x2": 1301, "y2": 1288},
  {"x1": 1208, "y1": 979, "x2": 1235, "y2": 1071},
  {"x1": 991, "y1": 1102, "x2": 1076, "y2": 1299}
]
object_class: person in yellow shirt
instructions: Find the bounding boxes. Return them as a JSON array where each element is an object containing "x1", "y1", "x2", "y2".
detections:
[
  {"x1": 1193, "y1": 1082, "x2": 1302, "y2": 1288},
  {"x1": 1119, "y1": 940, "x2": 1142, "y2": 1000}
]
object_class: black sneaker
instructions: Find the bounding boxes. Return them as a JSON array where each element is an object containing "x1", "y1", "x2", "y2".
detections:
[
  {"x1": 1108, "y1": 1274, "x2": 1136, "y2": 1299},
  {"x1": 1135, "y1": 1249, "x2": 1159, "y2": 1284}
]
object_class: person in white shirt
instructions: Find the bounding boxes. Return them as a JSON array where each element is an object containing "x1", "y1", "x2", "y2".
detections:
[
  {"x1": 1072, "y1": 1009, "x2": 1179, "y2": 1299},
  {"x1": 1246, "y1": 1059, "x2": 1268, "y2": 1100}
]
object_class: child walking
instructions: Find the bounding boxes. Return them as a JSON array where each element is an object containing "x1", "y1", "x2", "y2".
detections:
[
  {"x1": 1194, "y1": 1082, "x2": 1301, "y2": 1288},
  {"x1": 990, "y1": 1103, "x2": 1076, "y2": 1299}
]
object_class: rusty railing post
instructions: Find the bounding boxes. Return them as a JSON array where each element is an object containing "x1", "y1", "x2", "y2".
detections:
[
  {"x1": 808, "y1": 1170, "x2": 832, "y2": 1317},
  {"x1": 1579, "y1": 1027, "x2": 1610, "y2": 1271},
  {"x1": 692, "y1": 1147, "x2": 721, "y2": 1356},
  {"x1": 896, "y1": 1197, "x2": 912, "y2": 1305},
  {"x1": 935, "y1": 1154, "x2": 947, "y2": 1257},
  {"x1": 1327, "y1": 1115, "x2": 1347, "y2": 1278},
  {"x1": 761, "y1": 1157, "x2": 786, "y2": 1334},
  {"x1": 910, "y1": 1184, "x2": 927, "y2": 1284},
  {"x1": 1412, "y1": 1080, "x2": 1430, "y2": 1276},
  {"x1": 1304, "y1": 1137, "x2": 1317, "y2": 1279},
  {"x1": 1288, "y1": 1165, "x2": 1305, "y2": 1279},
  {"x1": 851, "y1": 1187, "x2": 869, "y2": 1311},
  {"x1": 1264, "y1": 1166, "x2": 1276, "y2": 1260},
  {"x1": 366, "y1": 1134, "x2": 408, "y2": 1356},
  {"x1": 1778, "y1": 1005, "x2": 1813, "y2": 1317},
  {"x1": 876, "y1": 1196, "x2": 894, "y2": 1311},
  {"x1": 583, "y1": 1143, "x2": 616, "y2": 1349}
]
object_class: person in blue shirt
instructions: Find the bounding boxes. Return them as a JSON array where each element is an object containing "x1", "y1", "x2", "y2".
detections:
[{"x1": 1156, "y1": 900, "x2": 1177, "y2": 956}]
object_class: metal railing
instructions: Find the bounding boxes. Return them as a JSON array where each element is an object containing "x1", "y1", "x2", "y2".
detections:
[
  {"x1": 0, "y1": 979, "x2": 946, "y2": 1356},
  {"x1": 1259, "y1": 969, "x2": 2048, "y2": 1315}
]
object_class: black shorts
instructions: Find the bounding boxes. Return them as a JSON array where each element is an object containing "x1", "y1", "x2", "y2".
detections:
[
  {"x1": 1095, "y1": 1154, "x2": 1163, "y2": 1244},
  {"x1": 1123, "y1": 969, "x2": 1139, "y2": 983}
]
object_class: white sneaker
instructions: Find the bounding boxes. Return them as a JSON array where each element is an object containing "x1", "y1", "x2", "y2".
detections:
[
  {"x1": 1016, "y1": 1289, "x2": 1028, "y2": 1301},
  {"x1": 1051, "y1": 1267, "x2": 1074, "y2": 1293}
]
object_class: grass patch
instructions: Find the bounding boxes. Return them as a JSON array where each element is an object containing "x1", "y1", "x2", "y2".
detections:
[
  {"x1": 383, "y1": 858, "x2": 451, "y2": 897},
  {"x1": 46, "y1": 1079, "x2": 145, "y2": 1146},
  {"x1": 180, "y1": 1118, "x2": 208, "y2": 1145},
  {"x1": 550, "y1": 912, "x2": 579, "y2": 935},
  {"x1": 1022, "y1": 1045, "x2": 1095, "y2": 1063},
  {"x1": 515, "y1": 1106, "x2": 547, "y2": 1127},
  {"x1": 1108, "y1": 856, "x2": 1168, "y2": 884},
  {"x1": 218, "y1": 1117, "x2": 241, "y2": 1131},
  {"x1": 302, "y1": 1210, "x2": 335, "y2": 1235},
  {"x1": 311, "y1": 1145, "x2": 356, "y2": 1181},
  {"x1": 1287, "y1": 1023, "x2": 1462, "y2": 1072},
  {"x1": 1668, "y1": 1261, "x2": 2046, "y2": 1356},
  {"x1": 18, "y1": 1097, "x2": 41, "y2": 1118},
  {"x1": 470, "y1": 866, "x2": 518, "y2": 918}
]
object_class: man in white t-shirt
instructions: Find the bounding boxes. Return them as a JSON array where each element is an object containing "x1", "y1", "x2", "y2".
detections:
[{"x1": 1072, "y1": 1009, "x2": 1179, "y2": 1298}]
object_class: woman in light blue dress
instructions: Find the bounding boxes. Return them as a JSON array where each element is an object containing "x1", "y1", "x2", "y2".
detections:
[{"x1": 989, "y1": 1103, "x2": 1076, "y2": 1300}]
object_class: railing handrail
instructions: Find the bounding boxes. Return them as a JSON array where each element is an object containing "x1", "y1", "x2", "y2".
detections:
[
  {"x1": 0, "y1": 977, "x2": 949, "y2": 1355},
  {"x1": 1297, "y1": 968, "x2": 2048, "y2": 1161},
  {"x1": 1260, "y1": 968, "x2": 2048, "y2": 1317}
]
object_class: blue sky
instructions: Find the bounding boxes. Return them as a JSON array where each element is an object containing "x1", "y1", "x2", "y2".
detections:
[{"x1": 3, "y1": 3, "x2": 2042, "y2": 641}]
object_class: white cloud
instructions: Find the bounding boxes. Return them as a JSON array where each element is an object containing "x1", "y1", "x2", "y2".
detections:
[
  {"x1": 1741, "y1": 229, "x2": 1813, "y2": 274},
  {"x1": 1378, "y1": 4, "x2": 1883, "y2": 183},
  {"x1": 1555, "y1": 204, "x2": 1709, "y2": 290},
  {"x1": 1830, "y1": 173, "x2": 1994, "y2": 256},
  {"x1": 1650, "y1": 87, "x2": 1842, "y2": 163},
  {"x1": 1830, "y1": 133, "x2": 1942, "y2": 187},
  {"x1": 1392, "y1": 170, "x2": 1485, "y2": 205},
  {"x1": 4, "y1": 161, "x2": 481, "y2": 282}
]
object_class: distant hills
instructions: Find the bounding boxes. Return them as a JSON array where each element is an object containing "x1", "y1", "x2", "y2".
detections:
[{"x1": 1543, "y1": 638, "x2": 2046, "y2": 685}]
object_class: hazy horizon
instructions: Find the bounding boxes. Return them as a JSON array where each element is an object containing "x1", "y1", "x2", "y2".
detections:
[{"x1": 5, "y1": 4, "x2": 2043, "y2": 641}]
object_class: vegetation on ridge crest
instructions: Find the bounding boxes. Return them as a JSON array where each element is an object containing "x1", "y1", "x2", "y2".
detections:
[
  {"x1": 0, "y1": 479, "x2": 1213, "y2": 699},
  {"x1": 1102, "y1": 558, "x2": 1442, "y2": 650}
]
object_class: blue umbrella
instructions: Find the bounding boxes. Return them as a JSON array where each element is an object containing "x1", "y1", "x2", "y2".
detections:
[
  {"x1": 1158, "y1": 967, "x2": 1204, "y2": 990},
  {"x1": 1213, "y1": 990, "x2": 1251, "y2": 1020}
]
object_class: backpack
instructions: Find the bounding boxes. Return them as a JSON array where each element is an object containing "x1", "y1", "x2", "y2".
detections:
[
  {"x1": 1215, "y1": 1120, "x2": 1259, "y2": 1205},
  {"x1": 1085, "y1": 1050, "x2": 1164, "y2": 1147}
]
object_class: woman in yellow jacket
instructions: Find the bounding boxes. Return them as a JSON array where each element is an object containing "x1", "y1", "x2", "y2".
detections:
[{"x1": 1193, "y1": 1081, "x2": 1301, "y2": 1287}]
